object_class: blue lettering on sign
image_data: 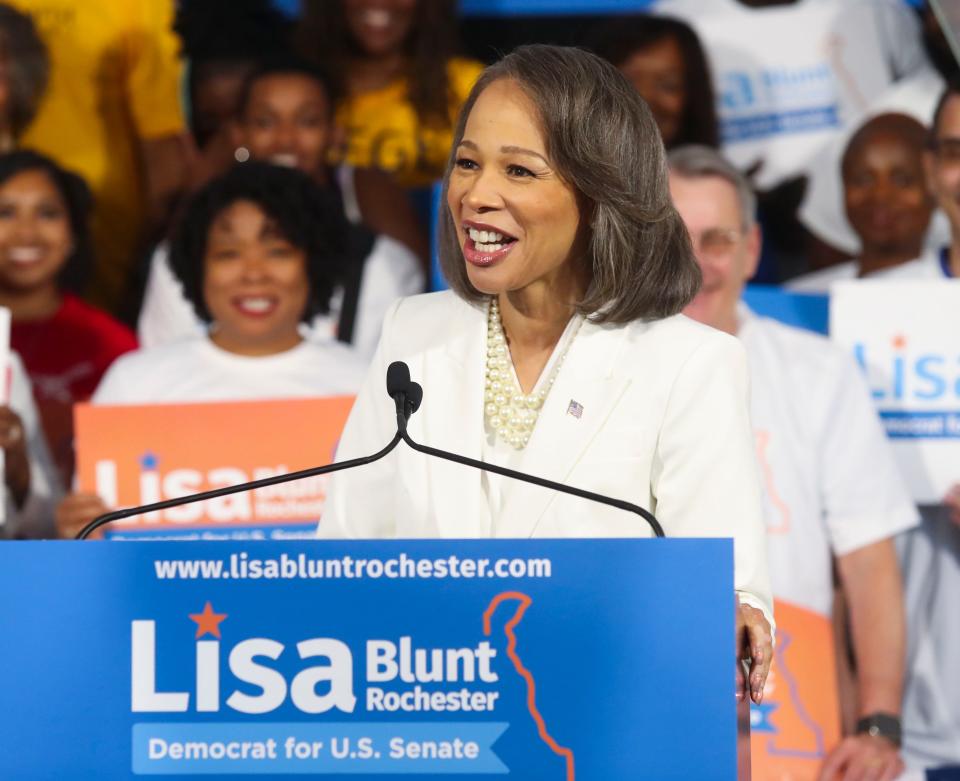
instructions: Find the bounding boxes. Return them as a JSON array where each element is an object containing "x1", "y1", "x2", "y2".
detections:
[
  {"x1": 721, "y1": 72, "x2": 755, "y2": 111},
  {"x1": 854, "y1": 342, "x2": 960, "y2": 404},
  {"x1": 720, "y1": 63, "x2": 835, "y2": 120},
  {"x1": 133, "y1": 722, "x2": 509, "y2": 775},
  {"x1": 879, "y1": 412, "x2": 960, "y2": 439},
  {"x1": 915, "y1": 356, "x2": 947, "y2": 400},
  {"x1": 760, "y1": 63, "x2": 833, "y2": 91},
  {"x1": 721, "y1": 106, "x2": 840, "y2": 143},
  {"x1": 853, "y1": 338, "x2": 960, "y2": 439},
  {"x1": 750, "y1": 703, "x2": 778, "y2": 733}
]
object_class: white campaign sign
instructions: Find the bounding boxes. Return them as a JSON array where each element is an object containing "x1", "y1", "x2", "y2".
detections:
[{"x1": 830, "y1": 280, "x2": 960, "y2": 504}]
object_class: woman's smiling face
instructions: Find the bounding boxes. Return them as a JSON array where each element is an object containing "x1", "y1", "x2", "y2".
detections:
[
  {"x1": 344, "y1": 0, "x2": 417, "y2": 59},
  {"x1": 238, "y1": 74, "x2": 333, "y2": 177},
  {"x1": 202, "y1": 200, "x2": 309, "y2": 356},
  {"x1": 446, "y1": 78, "x2": 585, "y2": 297},
  {"x1": 0, "y1": 168, "x2": 73, "y2": 293}
]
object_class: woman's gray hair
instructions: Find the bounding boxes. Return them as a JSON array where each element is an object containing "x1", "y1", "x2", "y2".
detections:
[
  {"x1": 667, "y1": 145, "x2": 757, "y2": 230},
  {"x1": 0, "y1": 4, "x2": 48, "y2": 138},
  {"x1": 437, "y1": 44, "x2": 701, "y2": 324}
]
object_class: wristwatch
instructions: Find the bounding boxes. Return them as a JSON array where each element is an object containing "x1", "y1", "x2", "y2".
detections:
[{"x1": 855, "y1": 713, "x2": 902, "y2": 747}]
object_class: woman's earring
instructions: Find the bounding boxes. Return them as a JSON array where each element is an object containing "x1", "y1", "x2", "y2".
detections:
[{"x1": 234, "y1": 146, "x2": 250, "y2": 163}]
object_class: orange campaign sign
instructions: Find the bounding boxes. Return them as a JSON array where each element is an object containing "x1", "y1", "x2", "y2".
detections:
[
  {"x1": 74, "y1": 397, "x2": 355, "y2": 539},
  {"x1": 751, "y1": 598, "x2": 842, "y2": 781}
]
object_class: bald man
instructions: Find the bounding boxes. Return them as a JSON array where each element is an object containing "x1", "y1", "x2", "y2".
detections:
[{"x1": 789, "y1": 113, "x2": 935, "y2": 292}]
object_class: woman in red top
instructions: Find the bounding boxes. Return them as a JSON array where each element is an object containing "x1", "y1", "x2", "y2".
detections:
[{"x1": 0, "y1": 151, "x2": 137, "y2": 484}]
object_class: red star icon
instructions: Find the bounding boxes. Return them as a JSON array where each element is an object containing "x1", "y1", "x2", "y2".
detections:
[{"x1": 189, "y1": 601, "x2": 228, "y2": 639}]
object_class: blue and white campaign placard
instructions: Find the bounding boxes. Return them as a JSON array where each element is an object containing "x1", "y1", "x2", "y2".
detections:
[
  {"x1": 0, "y1": 539, "x2": 737, "y2": 780},
  {"x1": 831, "y1": 280, "x2": 960, "y2": 503}
]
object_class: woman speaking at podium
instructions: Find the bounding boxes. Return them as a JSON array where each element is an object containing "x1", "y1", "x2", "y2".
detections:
[{"x1": 319, "y1": 45, "x2": 773, "y2": 703}]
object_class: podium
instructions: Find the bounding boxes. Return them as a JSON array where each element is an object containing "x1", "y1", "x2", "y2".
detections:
[{"x1": 0, "y1": 538, "x2": 750, "y2": 779}]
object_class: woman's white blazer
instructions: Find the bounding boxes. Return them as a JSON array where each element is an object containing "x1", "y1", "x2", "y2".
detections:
[{"x1": 319, "y1": 291, "x2": 773, "y2": 621}]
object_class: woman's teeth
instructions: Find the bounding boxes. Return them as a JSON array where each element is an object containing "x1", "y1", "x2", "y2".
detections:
[
  {"x1": 8, "y1": 247, "x2": 43, "y2": 264},
  {"x1": 237, "y1": 297, "x2": 274, "y2": 314},
  {"x1": 468, "y1": 227, "x2": 512, "y2": 253},
  {"x1": 363, "y1": 9, "x2": 391, "y2": 29},
  {"x1": 270, "y1": 153, "x2": 299, "y2": 168}
]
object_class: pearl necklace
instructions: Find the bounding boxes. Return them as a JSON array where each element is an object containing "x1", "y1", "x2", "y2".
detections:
[{"x1": 483, "y1": 298, "x2": 581, "y2": 450}]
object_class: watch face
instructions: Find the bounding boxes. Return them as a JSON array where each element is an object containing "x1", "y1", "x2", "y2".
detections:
[{"x1": 857, "y1": 714, "x2": 902, "y2": 747}]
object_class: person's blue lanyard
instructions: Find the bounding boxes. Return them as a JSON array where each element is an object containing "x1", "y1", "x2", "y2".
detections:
[{"x1": 940, "y1": 247, "x2": 955, "y2": 278}]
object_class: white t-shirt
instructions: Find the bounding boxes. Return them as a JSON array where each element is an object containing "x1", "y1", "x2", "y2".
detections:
[
  {"x1": 136, "y1": 234, "x2": 423, "y2": 361},
  {"x1": 786, "y1": 248, "x2": 951, "y2": 292},
  {"x1": 881, "y1": 248, "x2": 952, "y2": 279},
  {"x1": 655, "y1": 0, "x2": 928, "y2": 189},
  {"x1": 738, "y1": 306, "x2": 918, "y2": 617},
  {"x1": 798, "y1": 67, "x2": 947, "y2": 255},
  {"x1": 785, "y1": 260, "x2": 860, "y2": 293},
  {"x1": 93, "y1": 338, "x2": 365, "y2": 405}
]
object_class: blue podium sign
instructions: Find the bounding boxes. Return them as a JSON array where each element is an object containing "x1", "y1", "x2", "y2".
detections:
[{"x1": 0, "y1": 539, "x2": 736, "y2": 779}]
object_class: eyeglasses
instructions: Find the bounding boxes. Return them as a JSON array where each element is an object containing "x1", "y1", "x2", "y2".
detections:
[
  {"x1": 688, "y1": 227, "x2": 745, "y2": 259},
  {"x1": 930, "y1": 137, "x2": 960, "y2": 165}
]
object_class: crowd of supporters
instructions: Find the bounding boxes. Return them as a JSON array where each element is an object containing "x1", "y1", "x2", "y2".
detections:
[{"x1": 0, "y1": 0, "x2": 957, "y2": 778}]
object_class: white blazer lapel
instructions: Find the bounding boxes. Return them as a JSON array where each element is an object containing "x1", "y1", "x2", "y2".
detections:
[
  {"x1": 417, "y1": 305, "x2": 487, "y2": 538},
  {"x1": 495, "y1": 321, "x2": 631, "y2": 537}
]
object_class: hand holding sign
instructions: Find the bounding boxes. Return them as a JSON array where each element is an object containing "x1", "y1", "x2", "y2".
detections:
[
  {"x1": 0, "y1": 406, "x2": 28, "y2": 508},
  {"x1": 56, "y1": 493, "x2": 108, "y2": 540}
]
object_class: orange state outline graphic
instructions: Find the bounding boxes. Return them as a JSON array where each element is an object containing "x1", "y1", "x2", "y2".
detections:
[{"x1": 483, "y1": 591, "x2": 575, "y2": 781}]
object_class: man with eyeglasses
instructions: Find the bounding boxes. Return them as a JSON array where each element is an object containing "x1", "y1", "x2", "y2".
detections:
[{"x1": 669, "y1": 145, "x2": 918, "y2": 781}]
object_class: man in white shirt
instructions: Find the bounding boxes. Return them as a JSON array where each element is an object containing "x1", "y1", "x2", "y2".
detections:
[{"x1": 669, "y1": 144, "x2": 918, "y2": 781}]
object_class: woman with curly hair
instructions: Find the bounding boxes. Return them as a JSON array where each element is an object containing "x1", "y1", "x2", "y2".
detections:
[{"x1": 56, "y1": 163, "x2": 366, "y2": 538}]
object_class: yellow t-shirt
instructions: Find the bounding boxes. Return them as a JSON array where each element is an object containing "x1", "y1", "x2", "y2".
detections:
[
  {"x1": 11, "y1": 0, "x2": 185, "y2": 311},
  {"x1": 333, "y1": 57, "x2": 483, "y2": 188}
]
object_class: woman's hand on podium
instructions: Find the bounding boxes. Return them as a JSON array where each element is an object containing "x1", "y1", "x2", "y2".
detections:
[
  {"x1": 55, "y1": 493, "x2": 109, "y2": 540},
  {"x1": 736, "y1": 598, "x2": 773, "y2": 705}
]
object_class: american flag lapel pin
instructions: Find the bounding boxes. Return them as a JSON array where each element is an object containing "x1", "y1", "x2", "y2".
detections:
[{"x1": 566, "y1": 399, "x2": 584, "y2": 419}]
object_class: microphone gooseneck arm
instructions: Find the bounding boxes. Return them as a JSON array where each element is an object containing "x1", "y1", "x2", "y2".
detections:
[
  {"x1": 76, "y1": 433, "x2": 402, "y2": 540},
  {"x1": 79, "y1": 360, "x2": 422, "y2": 539},
  {"x1": 77, "y1": 361, "x2": 664, "y2": 540},
  {"x1": 391, "y1": 371, "x2": 665, "y2": 539}
]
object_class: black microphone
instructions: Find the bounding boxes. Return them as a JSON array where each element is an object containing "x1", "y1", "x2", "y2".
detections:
[
  {"x1": 386, "y1": 361, "x2": 422, "y2": 422},
  {"x1": 405, "y1": 383, "x2": 423, "y2": 421},
  {"x1": 387, "y1": 361, "x2": 664, "y2": 538},
  {"x1": 386, "y1": 361, "x2": 421, "y2": 432}
]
